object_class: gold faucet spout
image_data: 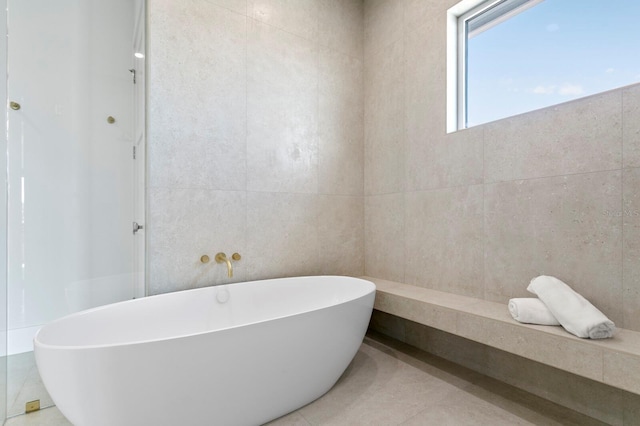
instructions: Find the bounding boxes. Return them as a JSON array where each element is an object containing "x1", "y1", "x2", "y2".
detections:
[{"x1": 215, "y1": 252, "x2": 233, "y2": 277}]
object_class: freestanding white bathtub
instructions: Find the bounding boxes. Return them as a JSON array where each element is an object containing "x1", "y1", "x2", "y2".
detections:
[{"x1": 34, "y1": 276, "x2": 375, "y2": 426}]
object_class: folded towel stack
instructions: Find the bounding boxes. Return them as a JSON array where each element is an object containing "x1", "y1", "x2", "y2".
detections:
[
  {"x1": 508, "y1": 298, "x2": 560, "y2": 326},
  {"x1": 527, "y1": 275, "x2": 615, "y2": 339}
]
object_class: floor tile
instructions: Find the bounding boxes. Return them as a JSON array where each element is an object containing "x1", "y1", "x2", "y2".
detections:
[
  {"x1": 7, "y1": 352, "x2": 54, "y2": 417},
  {"x1": 266, "y1": 411, "x2": 311, "y2": 426},
  {"x1": 5, "y1": 407, "x2": 72, "y2": 426},
  {"x1": 5, "y1": 332, "x2": 603, "y2": 426}
]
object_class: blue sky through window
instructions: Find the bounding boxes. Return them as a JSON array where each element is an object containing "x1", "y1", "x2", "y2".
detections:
[{"x1": 466, "y1": 0, "x2": 640, "y2": 127}]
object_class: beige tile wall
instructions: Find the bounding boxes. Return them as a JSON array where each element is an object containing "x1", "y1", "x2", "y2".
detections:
[
  {"x1": 145, "y1": 0, "x2": 640, "y2": 420},
  {"x1": 147, "y1": 0, "x2": 364, "y2": 294},
  {"x1": 364, "y1": 0, "x2": 640, "y2": 332},
  {"x1": 147, "y1": 0, "x2": 640, "y2": 333}
]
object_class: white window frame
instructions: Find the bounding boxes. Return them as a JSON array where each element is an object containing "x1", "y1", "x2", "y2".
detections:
[{"x1": 447, "y1": 0, "x2": 543, "y2": 132}]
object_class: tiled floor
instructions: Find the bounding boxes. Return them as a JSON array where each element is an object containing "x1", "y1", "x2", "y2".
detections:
[
  {"x1": 5, "y1": 332, "x2": 603, "y2": 426},
  {"x1": 4, "y1": 405, "x2": 70, "y2": 426},
  {"x1": 6, "y1": 352, "x2": 54, "y2": 418}
]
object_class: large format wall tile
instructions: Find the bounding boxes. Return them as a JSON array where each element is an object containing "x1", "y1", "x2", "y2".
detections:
[
  {"x1": 403, "y1": 0, "x2": 443, "y2": 33},
  {"x1": 318, "y1": 0, "x2": 363, "y2": 60},
  {"x1": 318, "y1": 46, "x2": 363, "y2": 195},
  {"x1": 246, "y1": 20, "x2": 319, "y2": 193},
  {"x1": 623, "y1": 84, "x2": 640, "y2": 168},
  {"x1": 246, "y1": 192, "x2": 320, "y2": 280},
  {"x1": 148, "y1": 1, "x2": 246, "y2": 190},
  {"x1": 364, "y1": 193, "x2": 404, "y2": 282},
  {"x1": 205, "y1": 0, "x2": 247, "y2": 14},
  {"x1": 406, "y1": 120, "x2": 484, "y2": 192},
  {"x1": 403, "y1": 16, "x2": 483, "y2": 192},
  {"x1": 364, "y1": 39, "x2": 404, "y2": 195},
  {"x1": 148, "y1": 0, "x2": 639, "y2": 344},
  {"x1": 403, "y1": 17, "x2": 481, "y2": 192},
  {"x1": 248, "y1": 0, "x2": 318, "y2": 42},
  {"x1": 363, "y1": 0, "x2": 403, "y2": 58},
  {"x1": 623, "y1": 168, "x2": 640, "y2": 330},
  {"x1": 318, "y1": 195, "x2": 364, "y2": 276},
  {"x1": 147, "y1": 188, "x2": 247, "y2": 295},
  {"x1": 404, "y1": 186, "x2": 484, "y2": 298},
  {"x1": 484, "y1": 90, "x2": 622, "y2": 183},
  {"x1": 404, "y1": 16, "x2": 446, "y2": 134},
  {"x1": 149, "y1": 0, "x2": 364, "y2": 292},
  {"x1": 484, "y1": 171, "x2": 623, "y2": 325}
]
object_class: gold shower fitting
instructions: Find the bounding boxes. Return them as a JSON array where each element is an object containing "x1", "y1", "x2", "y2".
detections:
[{"x1": 215, "y1": 252, "x2": 241, "y2": 278}]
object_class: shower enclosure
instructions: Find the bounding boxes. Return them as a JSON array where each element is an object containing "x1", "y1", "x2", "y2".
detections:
[{"x1": 3, "y1": 0, "x2": 145, "y2": 419}]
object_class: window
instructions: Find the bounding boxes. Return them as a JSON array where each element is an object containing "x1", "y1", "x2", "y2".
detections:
[{"x1": 448, "y1": 0, "x2": 640, "y2": 130}]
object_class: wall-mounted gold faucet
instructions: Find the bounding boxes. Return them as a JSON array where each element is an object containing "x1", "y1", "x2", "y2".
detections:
[{"x1": 215, "y1": 252, "x2": 241, "y2": 277}]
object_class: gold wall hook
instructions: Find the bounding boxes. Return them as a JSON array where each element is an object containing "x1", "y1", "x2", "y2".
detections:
[
  {"x1": 232, "y1": 253, "x2": 241, "y2": 261},
  {"x1": 9, "y1": 101, "x2": 20, "y2": 110},
  {"x1": 200, "y1": 255, "x2": 210, "y2": 264},
  {"x1": 107, "y1": 116, "x2": 116, "y2": 124}
]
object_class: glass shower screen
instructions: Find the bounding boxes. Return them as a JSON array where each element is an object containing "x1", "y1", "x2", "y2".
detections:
[{"x1": 5, "y1": 0, "x2": 144, "y2": 417}]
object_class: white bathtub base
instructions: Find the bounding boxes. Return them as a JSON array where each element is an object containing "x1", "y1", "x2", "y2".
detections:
[{"x1": 34, "y1": 276, "x2": 375, "y2": 426}]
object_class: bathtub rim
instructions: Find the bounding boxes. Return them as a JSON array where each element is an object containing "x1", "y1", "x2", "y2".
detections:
[{"x1": 34, "y1": 275, "x2": 376, "y2": 352}]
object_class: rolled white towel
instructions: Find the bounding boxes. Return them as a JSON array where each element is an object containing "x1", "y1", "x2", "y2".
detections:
[
  {"x1": 508, "y1": 298, "x2": 560, "y2": 326},
  {"x1": 527, "y1": 275, "x2": 615, "y2": 339}
]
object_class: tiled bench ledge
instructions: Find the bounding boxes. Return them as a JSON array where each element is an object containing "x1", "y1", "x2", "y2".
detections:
[{"x1": 364, "y1": 276, "x2": 640, "y2": 396}]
